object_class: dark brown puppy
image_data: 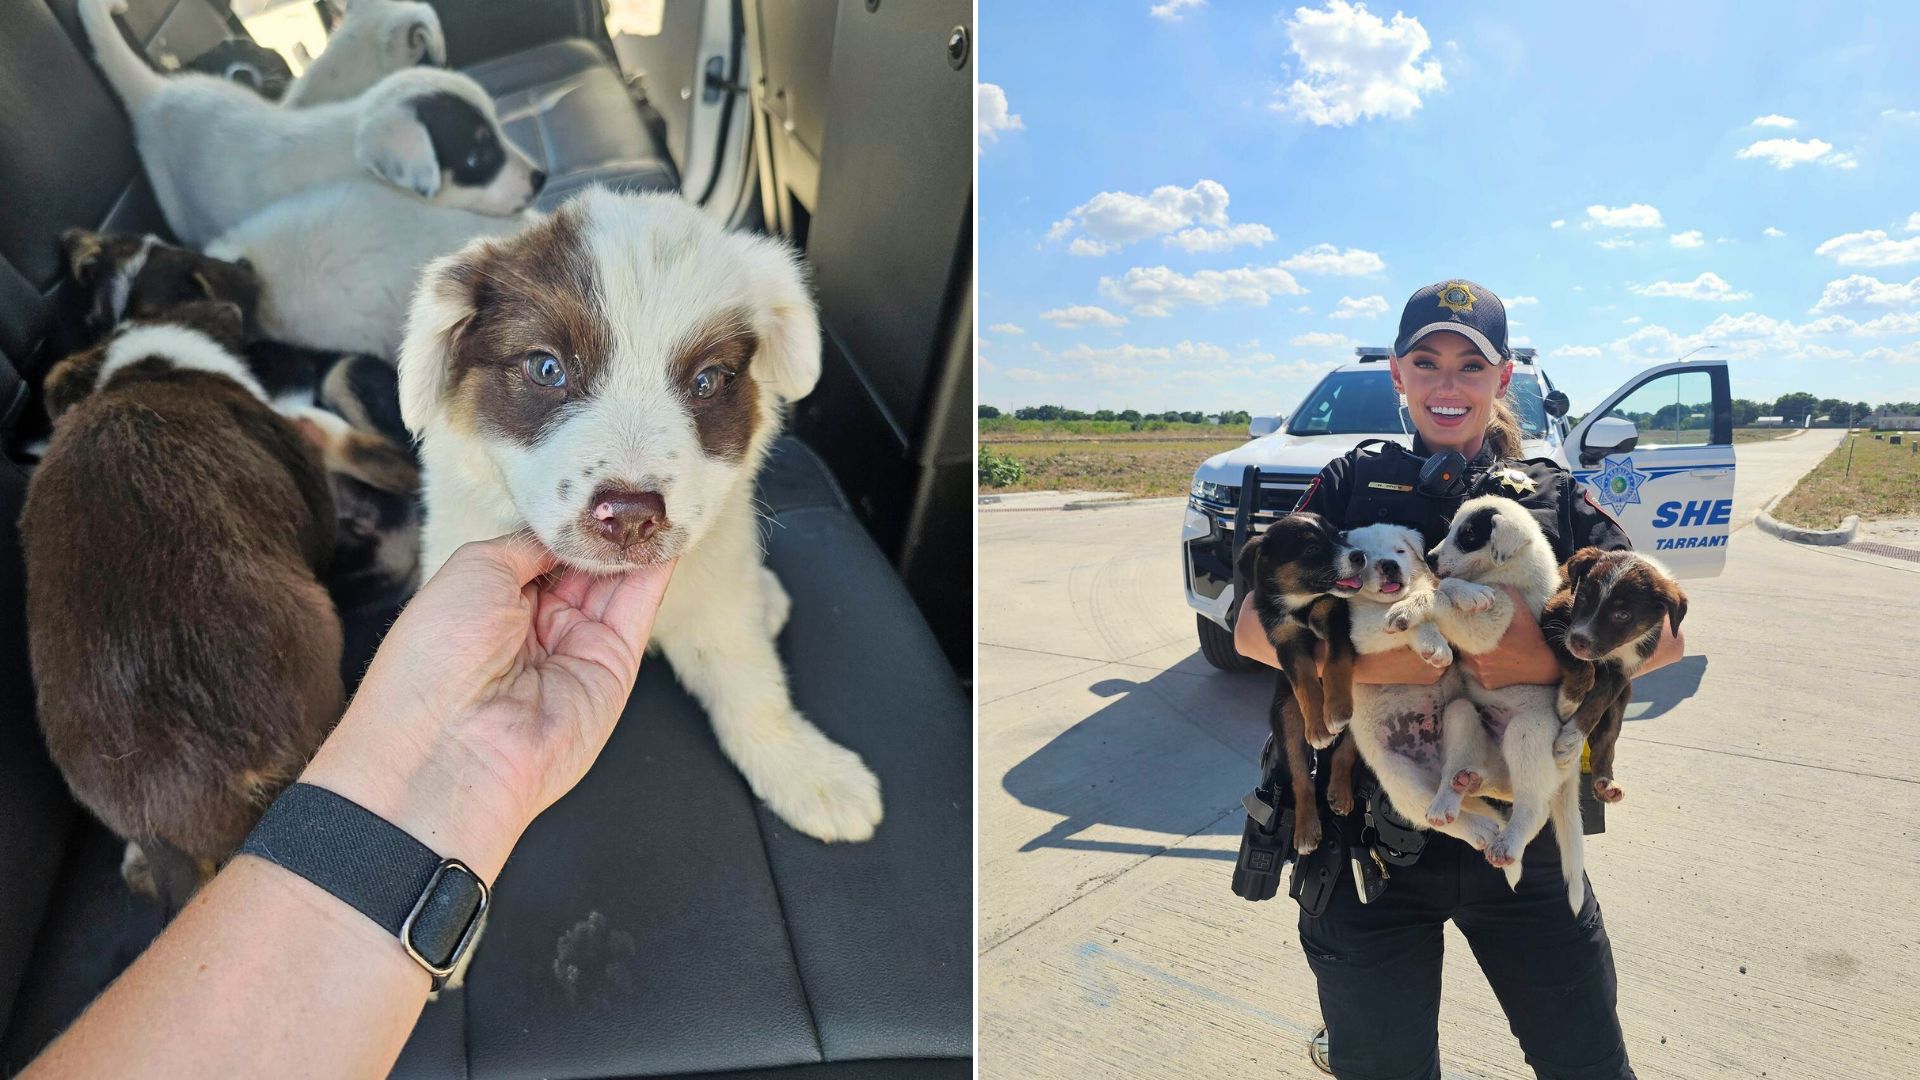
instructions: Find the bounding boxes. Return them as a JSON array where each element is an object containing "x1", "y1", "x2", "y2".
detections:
[
  {"x1": 1238, "y1": 512, "x2": 1362, "y2": 853},
  {"x1": 1541, "y1": 547, "x2": 1688, "y2": 803},
  {"x1": 24, "y1": 303, "x2": 344, "y2": 911}
]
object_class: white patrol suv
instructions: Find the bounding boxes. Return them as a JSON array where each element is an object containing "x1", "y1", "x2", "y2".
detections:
[{"x1": 1184, "y1": 347, "x2": 1737, "y2": 669}]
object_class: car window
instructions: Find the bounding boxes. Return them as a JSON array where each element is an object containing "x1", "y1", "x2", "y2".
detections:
[
  {"x1": 1504, "y1": 372, "x2": 1549, "y2": 439},
  {"x1": 1285, "y1": 371, "x2": 1407, "y2": 435}
]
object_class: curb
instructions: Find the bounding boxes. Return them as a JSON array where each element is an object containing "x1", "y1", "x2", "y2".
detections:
[{"x1": 1755, "y1": 494, "x2": 1858, "y2": 546}]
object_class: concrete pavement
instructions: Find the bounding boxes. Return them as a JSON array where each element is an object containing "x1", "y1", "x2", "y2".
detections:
[{"x1": 978, "y1": 429, "x2": 1920, "y2": 1079}]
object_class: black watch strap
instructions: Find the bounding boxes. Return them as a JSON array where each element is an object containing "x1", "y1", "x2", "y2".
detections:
[{"x1": 239, "y1": 783, "x2": 490, "y2": 989}]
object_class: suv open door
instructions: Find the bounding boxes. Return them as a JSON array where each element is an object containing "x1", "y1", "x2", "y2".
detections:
[{"x1": 1566, "y1": 359, "x2": 1735, "y2": 578}]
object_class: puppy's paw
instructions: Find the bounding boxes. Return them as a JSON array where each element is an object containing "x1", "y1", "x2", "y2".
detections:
[
  {"x1": 1555, "y1": 689, "x2": 1582, "y2": 721},
  {"x1": 1594, "y1": 776, "x2": 1625, "y2": 804},
  {"x1": 1416, "y1": 638, "x2": 1454, "y2": 668},
  {"x1": 1293, "y1": 813, "x2": 1323, "y2": 856},
  {"x1": 1325, "y1": 710, "x2": 1351, "y2": 735},
  {"x1": 1552, "y1": 723, "x2": 1585, "y2": 766},
  {"x1": 1306, "y1": 718, "x2": 1337, "y2": 750},
  {"x1": 120, "y1": 841, "x2": 156, "y2": 899},
  {"x1": 1425, "y1": 790, "x2": 1461, "y2": 827},
  {"x1": 1484, "y1": 837, "x2": 1518, "y2": 869},
  {"x1": 750, "y1": 724, "x2": 884, "y2": 843},
  {"x1": 1450, "y1": 581, "x2": 1498, "y2": 612},
  {"x1": 1328, "y1": 783, "x2": 1354, "y2": 817},
  {"x1": 759, "y1": 566, "x2": 792, "y2": 638},
  {"x1": 1384, "y1": 598, "x2": 1418, "y2": 634},
  {"x1": 1456, "y1": 814, "x2": 1499, "y2": 851},
  {"x1": 1451, "y1": 768, "x2": 1483, "y2": 795}
]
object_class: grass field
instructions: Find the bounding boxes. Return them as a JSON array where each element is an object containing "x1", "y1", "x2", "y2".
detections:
[
  {"x1": 980, "y1": 436, "x2": 1242, "y2": 497},
  {"x1": 1771, "y1": 432, "x2": 1920, "y2": 529},
  {"x1": 978, "y1": 418, "x2": 1233, "y2": 442},
  {"x1": 1733, "y1": 426, "x2": 1801, "y2": 443}
]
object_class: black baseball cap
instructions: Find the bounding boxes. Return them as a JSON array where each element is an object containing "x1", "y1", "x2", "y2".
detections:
[{"x1": 1393, "y1": 280, "x2": 1511, "y2": 364}]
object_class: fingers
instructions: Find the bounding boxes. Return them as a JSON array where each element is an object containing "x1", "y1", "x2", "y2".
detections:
[
  {"x1": 598, "y1": 562, "x2": 675, "y2": 658},
  {"x1": 452, "y1": 530, "x2": 558, "y2": 589}
]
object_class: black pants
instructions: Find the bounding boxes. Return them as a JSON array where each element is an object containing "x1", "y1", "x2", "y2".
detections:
[{"x1": 1298, "y1": 828, "x2": 1635, "y2": 1080}]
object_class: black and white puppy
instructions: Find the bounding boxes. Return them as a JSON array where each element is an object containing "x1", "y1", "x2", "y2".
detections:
[
  {"x1": 282, "y1": 0, "x2": 446, "y2": 108},
  {"x1": 79, "y1": 0, "x2": 541, "y2": 248},
  {"x1": 398, "y1": 188, "x2": 883, "y2": 842}
]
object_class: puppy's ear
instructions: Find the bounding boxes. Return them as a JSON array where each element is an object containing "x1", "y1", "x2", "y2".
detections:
[
  {"x1": 1563, "y1": 546, "x2": 1607, "y2": 592},
  {"x1": 1488, "y1": 513, "x2": 1533, "y2": 563},
  {"x1": 397, "y1": 246, "x2": 484, "y2": 435},
  {"x1": 62, "y1": 229, "x2": 106, "y2": 285},
  {"x1": 1661, "y1": 582, "x2": 1688, "y2": 634},
  {"x1": 167, "y1": 299, "x2": 250, "y2": 355},
  {"x1": 737, "y1": 233, "x2": 821, "y2": 402},
  {"x1": 356, "y1": 98, "x2": 441, "y2": 200},
  {"x1": 401, "y1": 20, "x2": 440, "y2": 64}
]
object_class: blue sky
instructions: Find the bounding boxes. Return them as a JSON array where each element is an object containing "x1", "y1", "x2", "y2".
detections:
[{"x1": 977, "y1": 0, "x2": 1920, "y2": 416}]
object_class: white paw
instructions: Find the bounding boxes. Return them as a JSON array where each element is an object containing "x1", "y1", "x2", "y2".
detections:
[
  {"x1": 1325, "y1": 711, "x2": 1351, "y2": 735},
  {"x1": 1384, "y1": 598, "x2": 1419, "y2": 633},
  {"x1": 1425, "y1": 790, "x2": 1461, "y2": 827},
  {"x1": 1447, "y1": 580, "x2": 1498, "y2": 612},
  {"x1": 1555, "y1": 689, "x2": 1581, "y2": 721},
  {"x1": 760, "y1": 566, "x2": 792, "y2": 638},
  {"x1": 1417, "y1": 639, "x2": 1454, "y2": 668},
  {"x1": 1552, "y1": 723, "x2": 1585, "y2": 766},
  {"x1": 1486, "y1": 837, "x2": 1519, "y2": 869},
  {"x1": 1457, "y1": 814, "x2": 1499, "y2": 850},
  {"x1": 747, "y1": 724, "x2": 884, "y2": 843},
  {"x1": 1307, "y1": 728, "x2": 1337, "y2": 751}
]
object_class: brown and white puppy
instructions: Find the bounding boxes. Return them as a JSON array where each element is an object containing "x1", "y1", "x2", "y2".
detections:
[
  {"x1": 398, "y1": 188, "x2": 882, "y2": 843},
  {"x1": 1542, "y1": 547, "x2": 1687, "y2": 804},
  {"x1": 24, "y1": 304, "x2": 344, "y2": 911},
  {"x1": 1237, "y1": 512, "x2": 1360, "y2": 853}
]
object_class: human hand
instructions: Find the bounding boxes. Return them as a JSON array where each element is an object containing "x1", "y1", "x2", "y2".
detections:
[
  {"x1": 1459, "y1": 586, "x2": 1560, "y2": 690},
  {"x1": 1234, "y1": 593, "x2": 1279, "y2": 668},
  {"x1": 302, "y1": 533, "x2": 675, "y2": 881}
]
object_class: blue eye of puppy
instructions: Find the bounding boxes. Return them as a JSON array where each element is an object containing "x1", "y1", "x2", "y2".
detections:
[
  {"x1": 691, "y1": 365, "x2": 732, "y2": 400},
  {"x1": 524, "y1": 352, "x2": 566, "y2": 387}
]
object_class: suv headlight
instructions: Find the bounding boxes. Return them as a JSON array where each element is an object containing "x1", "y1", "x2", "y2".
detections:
[{"x1": 1190, "y1": 479, "x2": 1231, "y2": 504}]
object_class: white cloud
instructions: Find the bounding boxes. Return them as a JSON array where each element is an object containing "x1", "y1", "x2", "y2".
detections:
[
  {"x1": 1763, "y1": 226, "x2": 1786, "y2": 238},
  {"x1": 1884, "y1": 108, "x2": 1920, "y2": 121},
  {"x1": 1274, "y1": 0, "x2": 1445, "y2": 127},
  {"x1": 1906, "y1": 213, "x2": 1920, "y2": 233},
  {"x1": 1584, "y1": 203, "x2": 1664, "y2": 229},
  {"x1": 1622, "y1": 315, "x2": 1643, "y2": 325},
  {"x1": 1629, "y1": 272, "x2": 1751, "y2": 301},
  {"x1": 988, "y1": 323, "x2": 1024, "y2": 335},
  {"x1": 1290, "y1": 331, "x2": 1357, "y2": 348},
  {"x1": 1150, "y1": 0, "x2": 1205, "y2": 20},
  {"x1": 1293, "y1": 305, "x2": 1315, "y2": 314},
  {"x1": 1669, "y1": 230, "x2": 1705, "y2": 248},
  {"x1": 1038, "y1": 304, "x2": 1129, "y2": 328},
  {"x1": 1327, "y1": 294, "x2": 1388, "y2": 319},
  {"x1": 1596, "y1": 236, "x2": 1640, "y2": 250},
  {"x1": 1751, "y1": 114, "x2": 1798, "y2": 128},
  {"x1": 1166, "y1": 222, "x2": 1276, "y2": 253},
  {"x1": 977, "y1": 84, "x2": 1024, "y2": 149},
  {"x1": 1860, "y1": 345, "x2": 1920, "y2": 365},
  {"x1": 1098, "y1": 263, "x2": 1306, "y2": 316},
  {"x1": 1604, "y1": 308, "x2": 1911, "y2": 366},
  {"x1": 1736, "y1": 137, "x2": 1857, "y2": 170},
  {"x1": 1003, "y1": 367, "x2": 1065, "y2": 383},
  {"x1": 1809, "y1": 274, "x2": 1920, "y2": 313},
  {"x1": 1550, "y1": 219, "x2": 1566, "y2": 229},
  {"x1": 1815, "y1": 229, "x2": 1920, "y2": 267},
  {"x1": 1051, "y1": 179, "x2": 1274, "y2": 254},
  {"x1": 1277, "y1": 243, "x2": 1386, "y2": 275},
  {"x1": 1506, "y1": 295, "x2": 1539, "y2": 306}
]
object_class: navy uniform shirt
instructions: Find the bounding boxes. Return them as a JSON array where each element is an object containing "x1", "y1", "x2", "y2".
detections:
[{"x1": 1293, "y1": 435, "x2": 1632, "y2": 561}]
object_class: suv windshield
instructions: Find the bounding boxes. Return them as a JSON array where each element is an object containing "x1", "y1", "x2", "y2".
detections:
[{"x1": 1284, "y1": 369, "x2": 1549, "y2": 439}]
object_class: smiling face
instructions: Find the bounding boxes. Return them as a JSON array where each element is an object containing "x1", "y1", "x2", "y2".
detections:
[
  {"x1": 1390, "y1": 330, "x2": 1513, "y2": 458},
  {"x1": 398, "y1": 189, "x2": 822, "y2": 572}
]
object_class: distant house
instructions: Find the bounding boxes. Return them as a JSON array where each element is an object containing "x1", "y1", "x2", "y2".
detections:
[
  {"x1": 1754, "y1": 416, "x2": 1784, "y2": 426},
  {"x1": 1872, "y1": 414, "x2": 1920, "y2": 431}
]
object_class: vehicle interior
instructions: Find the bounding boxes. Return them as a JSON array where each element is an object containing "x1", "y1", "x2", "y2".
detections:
[{"x1": 0, "y1": 1, "x2": 972, "y2": 1076}]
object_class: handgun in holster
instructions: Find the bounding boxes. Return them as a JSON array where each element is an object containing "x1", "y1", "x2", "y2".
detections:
[{"x1": 1231, "y1": 736, "x2": 1294, "y2": 902}]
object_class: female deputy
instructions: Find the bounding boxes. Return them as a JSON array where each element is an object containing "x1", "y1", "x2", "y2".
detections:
[{"x1": 1234, "y1": 280, "x2": 1684, "y2": 1080}]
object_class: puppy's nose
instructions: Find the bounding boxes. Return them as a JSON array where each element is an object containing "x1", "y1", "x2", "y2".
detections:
[
  {"x1": 591, "y1": 487, "x2": 666, "y2": 545},
  {"x1": 1569, "y1": 632, "x2": 1592, "y2": 653},
  {"x1": 1347, "y1": 551, "x2": 1364, "y2": 567},
  {"x1": 529, "y1": 169, "x2": 548, "y2": 195},
  {"x1": 1379, "y1": 559, "x2": 1400, "y2": 579}
]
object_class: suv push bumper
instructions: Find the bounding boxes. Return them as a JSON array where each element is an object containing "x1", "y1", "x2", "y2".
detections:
[{"x1": 1182, "y1": 466, "x2": 1318, "y2": 628}]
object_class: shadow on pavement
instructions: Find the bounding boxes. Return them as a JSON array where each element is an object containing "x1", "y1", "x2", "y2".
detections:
[
  {"x1": 1003, "y1": 661, "x2": 1271, "y2": 863},
  {"x1": 1626, "y1": 654, "x2": 1708, "y2": 722}
]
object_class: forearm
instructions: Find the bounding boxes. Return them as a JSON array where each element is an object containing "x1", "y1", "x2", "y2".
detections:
[
  {"x1": 1634, "y1": 620, "x2": 1686, "y2": 678},
  {"x1": 25, "y1": 858, "x2": 429, "y2": 1080},
  {"x1": 1233, "y1": 594, "x2": 1278, "y2": 668}
]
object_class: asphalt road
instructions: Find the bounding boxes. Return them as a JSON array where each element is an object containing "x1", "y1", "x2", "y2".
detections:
[{"x1": 977, "y1": 428, "x2": 1920, "y2": 1079}]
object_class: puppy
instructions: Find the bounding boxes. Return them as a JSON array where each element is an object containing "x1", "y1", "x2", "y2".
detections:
[
  {"x1": 1390, "y1": 496, "x2": 1586, "y2": 913},
  {"x1": 208, "y1": 180, "x2": 533, "y2": 358},
  {"x1": 282, "y1": 0, "x2": 447, "y2": 108},
  {"x1": 78, "y1": 0, "x2": 541, "y2": 247},
  {"x1": 24, "y1": 304, "x2": 344, "y2": 911},
  {"x1": 1542, "y1": 547, "x2": 1687, "y2": 804},
  {"x1": 1342, "y1": 524, "x2": 1507, "y2": 853},
  {"x1": 398, "y1": 188, "x2": 883, "y2": 843},
  {"x1": 1237, "y1": 512, "x2": 1360, "y2": 853}
]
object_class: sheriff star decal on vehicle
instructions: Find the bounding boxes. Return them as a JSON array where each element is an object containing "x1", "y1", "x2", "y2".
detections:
[
  {"x1": 1590, "y1": 455, "x2": 1651, "y2": 513},
  {"x1": 1437, "y1": 282, "x2": 1477, "y2": 314}
]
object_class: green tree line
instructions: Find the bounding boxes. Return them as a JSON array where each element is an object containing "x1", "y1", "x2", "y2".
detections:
[{"x1": 978, "y1": 404, "x2": 1251, "y2": 425}]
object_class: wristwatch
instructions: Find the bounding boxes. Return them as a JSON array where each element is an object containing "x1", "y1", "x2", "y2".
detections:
[{"x1": 238, "y1": 783, "x2": 491, "y2": 989}]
